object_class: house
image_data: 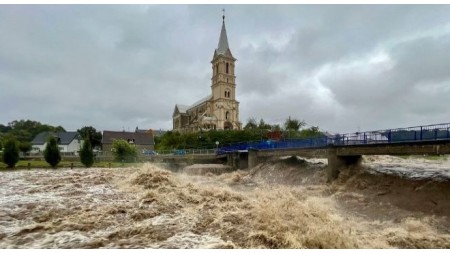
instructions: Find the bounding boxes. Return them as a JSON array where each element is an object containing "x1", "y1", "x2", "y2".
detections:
[
  {"x1": 172, "y1": 14, "x2": 241, "y2": 133},
  {"x1": 31, "y1": 131, "x2": 83, "y2": 154},
  {"x1": 102, "y1": 130, "x2": 155, "y2": 154}
]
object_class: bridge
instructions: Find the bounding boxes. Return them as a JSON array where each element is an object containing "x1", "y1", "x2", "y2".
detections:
[{"x1": 217, "y1": 123, "x2": 450, "y2": 181}]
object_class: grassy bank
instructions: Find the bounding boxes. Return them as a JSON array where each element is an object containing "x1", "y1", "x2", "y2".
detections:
[{"x1": 0, "y1": 160, "x2": 142, "y2": 170}]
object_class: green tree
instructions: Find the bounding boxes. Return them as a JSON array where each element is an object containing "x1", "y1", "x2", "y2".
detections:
[
  {"x1": 44, "y1": 136, "x2": 61, "y2": 168},
  {"x1": 258, "y1": 118, "x2": 272, "y2": 130},
  {"x1": 244, "y1": 118, "x2": 258, "y2": 130},
  {"x1": 271, "y1": 124, "x2": 282, "y2": 131},
  {"x1": 19, "y1": 142, "x2": 32, "y2": 154},
  {"x1": 0, "y1": 124, "x2": 12, "y2": 133},
  {"x1": 155, "y1": 128, "x2": 266, "y2": 151},
  {"x1": 77, "y1": 126, "x2": 102, "y2": 149},
  {"x1": 0, "y1": 120, "x2": 66, "y2": 146},
  {"x1": 79, "y1": 139, "x2": 94, "y2": 168},
  {"x1": 112, "y1": 139, "x2": 138, "y2": 163},
  {"x1": 3, "y1": 139, "x2": 19, "y2": 168},
  {"x1": 298, "y1": 126, "x2": 322, "y2": 138},
  {"x1": 284, "y1": 117, "x2": 305, "y2": 131}
]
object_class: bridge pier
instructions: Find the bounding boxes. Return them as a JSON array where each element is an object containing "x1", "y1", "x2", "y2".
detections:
[
  {"x1": 248, "y1": 149, "x2": 272, "y2": 168},
  {"x1": 327, "y1": 149, "x2": 361, "y2": 182},
  {"x1": 227, "y1": 152, "x2": 249, "y2": 169},
  {"x1": 248, "y1": 149, "x2": 259, "y2": 168}
]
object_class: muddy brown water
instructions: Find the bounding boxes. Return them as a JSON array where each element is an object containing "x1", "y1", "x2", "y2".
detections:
[{"x1": 1, "y1": 155, "x2": 449, "y2": 248}]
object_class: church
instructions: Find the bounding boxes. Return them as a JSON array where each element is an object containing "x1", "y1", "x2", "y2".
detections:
[{"x1": 172, "y1": 14, "x2": 241, "y2": 133}]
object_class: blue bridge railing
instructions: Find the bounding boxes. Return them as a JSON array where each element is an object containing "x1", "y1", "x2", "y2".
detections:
[{"x1": 217, "y1": 123, "x2": 450, "y2": 155}]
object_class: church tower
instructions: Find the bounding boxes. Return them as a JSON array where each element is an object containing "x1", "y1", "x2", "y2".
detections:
[
  {"x1": 172, "y1": 12, "x2": 241, "y2": 132},
  {"x1": 210, "y1": 13, "x2": 240, "y2": 130}
]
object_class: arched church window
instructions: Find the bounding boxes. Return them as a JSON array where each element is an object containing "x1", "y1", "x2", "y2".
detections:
[
  {"x1": 226, "y1": 63, "x2": 229, "y2": 74},
  {"x1": 216, "y1": 65, "x2": 218, "y2": 75},
  {"x1": 224, "y1": 89, "x2": 231, "y2": 98},
  {"x1": 226, "y1": 111, "x2": 229, "y2": 120}
]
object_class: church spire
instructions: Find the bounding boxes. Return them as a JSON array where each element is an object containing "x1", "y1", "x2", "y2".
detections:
[{"x1": 216, "y1": 10, "x2": 232, "y2": 57}]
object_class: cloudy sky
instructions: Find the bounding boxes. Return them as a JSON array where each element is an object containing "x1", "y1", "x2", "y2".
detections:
[{"x1": 1, "y1": 5, "x2": 450, "y2": 134}]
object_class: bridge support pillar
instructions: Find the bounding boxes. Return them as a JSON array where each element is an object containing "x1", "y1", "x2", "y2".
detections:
[
  {"x1": 227, "y1": 152, "x2": 249, "y2": 169},
  {"x1": 328, "y1": 149, "x2": 361, "y2": 182},
  {"x1": 226, "y1": 153, "x2": 234, "y2": 167},
  {"x1": 248, "y1": 149, "x2": 259, "y2": 168}
]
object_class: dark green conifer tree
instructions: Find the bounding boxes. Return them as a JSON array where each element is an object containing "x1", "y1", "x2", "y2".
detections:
[{"x1": 44, "y1": 136, "x2": 61, "y2": 168}]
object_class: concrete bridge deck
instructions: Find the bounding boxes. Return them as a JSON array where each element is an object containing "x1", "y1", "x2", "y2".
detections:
[
  {"x1": 222, "y1": 140, "x2": 450, "y2": 181},
  {"x1": 220, "y1": 123, "x2": 450, "y2": 181}
]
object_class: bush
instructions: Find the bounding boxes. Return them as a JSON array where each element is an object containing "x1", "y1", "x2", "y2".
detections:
[
  {"x1": 80, "y1": 139, "x2": 94, "y2": 168},
  {"x1": 44, "y1": 136, "x2": 61, "y2": 168},
  {"x1": 3, "y1": 139, "x2": 19, "y2": 168},
  {"x1": 112, "y1": 139, "x2": 137, "y2": 163}
]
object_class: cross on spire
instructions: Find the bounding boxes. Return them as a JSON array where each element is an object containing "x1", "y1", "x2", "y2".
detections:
[{"x1": 222, "y1": 9, "x2": 225, "y2": 21}]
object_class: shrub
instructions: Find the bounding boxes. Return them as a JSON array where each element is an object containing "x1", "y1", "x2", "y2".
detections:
[
  {"x1": 44, "y1": 136, "x2": 61, "y2": 168},
  {"x1": 112, "y1": 139, "x2": 138, "y2": 163},
  {"x1": 80, "y1": 139, "x2": 94, "y2": 168},
  {"x1": 3, "y1": 139, "x2": 19, "y2": 168}
]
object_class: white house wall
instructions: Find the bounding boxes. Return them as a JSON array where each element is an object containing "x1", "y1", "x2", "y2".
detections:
[
  {"x1": 66, "y1": 139, "x2": 82, "y2": 152},
  {"x1": 32, "y1": 140, "x2": 82, "y2": 153},
  {"x1": 32, "y1": 144, "x2": 47, "y2": 153}
]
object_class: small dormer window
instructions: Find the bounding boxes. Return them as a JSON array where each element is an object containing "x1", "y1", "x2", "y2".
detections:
[{"x1": 128, "y1": 139, "x2": 135, "y2": 144}]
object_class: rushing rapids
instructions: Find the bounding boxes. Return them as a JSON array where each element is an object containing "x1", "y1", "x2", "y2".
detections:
[{"x1": 1, "y1": 155, "x2": 450, "y2": 248}]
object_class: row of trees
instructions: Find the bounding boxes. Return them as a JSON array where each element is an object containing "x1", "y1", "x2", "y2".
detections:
[
  {"x1": 0, "y1": 120, "x2": 103, "y2": 158},
  {"x1": 243, "y1": 117, "x2": 305, "y2": 131},
  {"x1": 0, "y1": 120, "x2": 66, "y2": 155},
  {"x1": 155, "y1": 117, "x2": 323, "y2": 150},
  {"x1": 1, "y1": 136, "x2": 95, "y2": 169},
  {"x1": 1, "y1": 137, "x2": 136, "y2": 169}
]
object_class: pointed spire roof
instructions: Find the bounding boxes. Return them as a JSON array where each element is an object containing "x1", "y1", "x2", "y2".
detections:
[{"x1": 215, "y1": 13, "x2": 234, "y2": 58}]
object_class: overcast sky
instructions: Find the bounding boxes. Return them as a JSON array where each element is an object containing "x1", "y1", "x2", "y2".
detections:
[{"x1": 1, "y1": 5, "x2": 450, "y2": 133}]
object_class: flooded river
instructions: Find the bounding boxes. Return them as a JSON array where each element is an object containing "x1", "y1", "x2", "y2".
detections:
[{"x1": 1, "y1": 155, "x2": 449, "y2": 248}]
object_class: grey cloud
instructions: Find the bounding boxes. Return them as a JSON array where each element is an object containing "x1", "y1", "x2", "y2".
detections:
[{"x1": 2, "y1": 5, "x2": 450, "y2": 134}]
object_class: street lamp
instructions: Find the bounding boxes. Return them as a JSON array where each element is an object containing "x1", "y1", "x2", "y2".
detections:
[{"x1": 215, "y1": 141, "x2": 219, "y2": 151}]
